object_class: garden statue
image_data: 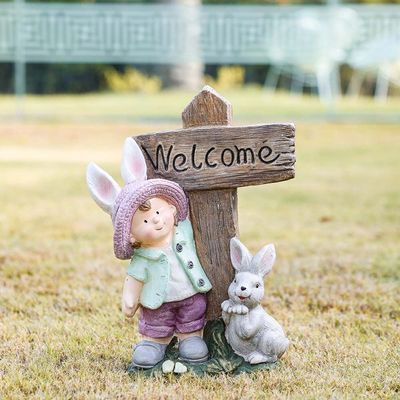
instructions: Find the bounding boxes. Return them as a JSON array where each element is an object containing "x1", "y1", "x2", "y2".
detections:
[
  {"x1": 86, "y1": 137, "x2": 212, "y2": 369},
  {"x1": 222, "y1": 238, "x2": 289, "y2": 364},
  {"x1": 86, "y1": 86, "x2": 295, "y2": 375}
]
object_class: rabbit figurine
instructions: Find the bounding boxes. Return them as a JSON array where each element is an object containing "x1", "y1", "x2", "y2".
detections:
[{"x1": 221, "y1": 238, "x2": 289, "y2": 364}]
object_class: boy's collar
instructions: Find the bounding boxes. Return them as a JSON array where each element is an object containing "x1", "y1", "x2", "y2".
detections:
[
  {"x1": 134, "y1": 247, "x2": 164, "y2": 260},
  {"x1": 133, "y1": 224, "x2": 187, "y2": 261}
]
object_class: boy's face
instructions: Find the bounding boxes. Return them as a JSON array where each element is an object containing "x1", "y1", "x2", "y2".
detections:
[{"x1": 130, "y1": 197, "x2": 177, "y2": 248}]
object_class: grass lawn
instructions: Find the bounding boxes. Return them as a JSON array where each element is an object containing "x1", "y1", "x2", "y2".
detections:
[
  {"x1": 1, "y1": 88, "x2": 400, "y2": 123},
  {"x1": 0, "y1": 92, "x2": 399, "y2": 398}
]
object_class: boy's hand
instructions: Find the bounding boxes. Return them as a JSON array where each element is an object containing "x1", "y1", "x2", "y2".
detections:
[{"x1": 122, "y1": 276, "x2": 143, "y2": 317}]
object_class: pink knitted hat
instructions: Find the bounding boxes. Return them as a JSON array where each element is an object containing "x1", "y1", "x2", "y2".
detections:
[
  {"x1": 111, "y1": 179, "x2": 188, "y2": 260},
  {"x1": 86, "y1": 137, "x2": 188, "y2": 260}
]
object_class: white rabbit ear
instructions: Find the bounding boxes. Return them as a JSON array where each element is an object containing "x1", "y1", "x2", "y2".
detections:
[
  {"x1": 121, "y1": 137, "x2": 147, "y2": 184},
  {"x1": 251, "y1": 244, "x2": 276, "y2": 277},
  {"x1": 86, "y1": 162, "x2": 121, "y2": 215},
  {"x1": 230, "y1": 237, "x2": 252, "y2": 272}
]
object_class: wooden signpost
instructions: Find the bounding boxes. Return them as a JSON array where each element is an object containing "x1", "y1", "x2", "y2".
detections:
[{"x1": 135, "y1": 86, "x2": 295, "y2": 321}]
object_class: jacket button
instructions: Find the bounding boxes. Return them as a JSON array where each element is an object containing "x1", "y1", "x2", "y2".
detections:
[
  {"x1": 187, "y1": 261, "x2": 194, "y2": 269},
  {"x1": 198, "y1": 278, "x2": 205, "y2": 287},
  {"x1": 176, "y1": 243, "x2": 183, "y2": 253}
]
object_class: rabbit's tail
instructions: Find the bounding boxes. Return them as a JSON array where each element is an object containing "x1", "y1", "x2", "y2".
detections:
[{"x1": 276, "y1": 337, "x2": 290, "y2": 359}]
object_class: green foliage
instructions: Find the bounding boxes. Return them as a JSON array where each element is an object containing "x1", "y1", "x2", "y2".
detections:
[
  {"x1": 205, "y1": 66, "x2": 246, "y2": 91},
  {"x1": 103, "y1": 67, "x2": 162, "y2": 94}
]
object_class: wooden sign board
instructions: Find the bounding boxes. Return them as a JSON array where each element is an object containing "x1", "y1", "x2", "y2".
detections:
[{"x1": 136, "y1": 124, "x2": 295, "y2": 191}]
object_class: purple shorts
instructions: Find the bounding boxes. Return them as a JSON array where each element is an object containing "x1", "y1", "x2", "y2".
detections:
[{"x1": 139, "y1": 293, "x2": 207, "y2": 338}]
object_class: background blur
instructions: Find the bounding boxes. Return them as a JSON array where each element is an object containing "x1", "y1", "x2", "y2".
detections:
[{"x1": 0, "y1": 0, "x2": 400, "y2": 120}]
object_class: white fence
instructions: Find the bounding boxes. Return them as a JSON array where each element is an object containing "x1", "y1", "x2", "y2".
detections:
[{"x1": 1, "y1": 3, "x2": 400, "y2": 99}]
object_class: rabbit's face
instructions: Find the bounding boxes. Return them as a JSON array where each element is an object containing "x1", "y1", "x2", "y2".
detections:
[{"x1": 228, "y1": 271, "x2": 264, "y2": 309}]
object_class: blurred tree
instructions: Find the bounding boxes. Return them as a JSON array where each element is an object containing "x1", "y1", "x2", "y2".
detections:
[{"x1": 154, "y1": 0, "x2": 204, "y2": 90}]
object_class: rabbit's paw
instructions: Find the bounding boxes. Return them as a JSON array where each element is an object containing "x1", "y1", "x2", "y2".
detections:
[
  {"x1": 221, "y1": 300, "x2": 234, "y2": 313},
  {"x1": 232, "y1": 304, "x2": 249, "y2": 315},
  {"x1": 247, "y1": 352, "x2": 273, "y2": 365}
]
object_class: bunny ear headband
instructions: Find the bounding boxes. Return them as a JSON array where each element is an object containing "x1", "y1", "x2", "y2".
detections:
[
  {"x1": 86, "y1": 138, "x2": 147, "y2": 215},
  {"x1": 230, "y1": 237, "x2": 276, "y2": 277},
  {"x1": 86, "y1": 137, "x2": 188, "y2": 260}
]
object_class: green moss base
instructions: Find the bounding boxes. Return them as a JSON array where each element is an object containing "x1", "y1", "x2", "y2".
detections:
[{"x1": 127, "y1": 319, "x2": 278, "y2": 377}]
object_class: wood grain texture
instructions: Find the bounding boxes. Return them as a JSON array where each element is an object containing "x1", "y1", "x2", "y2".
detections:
[
  {"x1": 135, "y1": 123, "x2": 295, "y2": 191},
  {"x1": 182, "y1": 85, "x2": 232, "y2": 128},
  {"x1": 188, "y1": 189, "x2": 238, "y2": 320}
]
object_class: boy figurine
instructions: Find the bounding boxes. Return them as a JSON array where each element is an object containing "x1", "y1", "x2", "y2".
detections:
[{"x1": 86, "y1": 137, "x2": 212, "y2": 369}]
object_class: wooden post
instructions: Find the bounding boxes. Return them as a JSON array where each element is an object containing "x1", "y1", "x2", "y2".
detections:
[
  {"x1": 182, "y1": 87, "x2": 237, "y2": 320},
  {"x1": 135, "y1": 86, "x2": 295, "y2": 320}
]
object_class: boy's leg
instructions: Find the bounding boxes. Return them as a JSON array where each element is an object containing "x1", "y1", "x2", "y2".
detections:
[
  {"x1": 176, "y1": 329, "x2": 202, "y2": 340},
  {"x1": 175, "y1": 294, "x2": 209, "y2": 363},
  {"x1": 132, "y1": 304, "x2": 175, "y2": 368},
  {"x1": 142, "y1": 335, "x2": 173, "y2": 344}
]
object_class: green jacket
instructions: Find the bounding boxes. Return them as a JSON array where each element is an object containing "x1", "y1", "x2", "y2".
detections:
[{"x1": 127, "y1": 219, "x2": 212, "y2": 309}]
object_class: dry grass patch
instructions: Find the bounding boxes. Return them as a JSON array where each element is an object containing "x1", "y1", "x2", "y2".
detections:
[{"x1": 0, "y1": 121, "x2": 399, "y2": 399}]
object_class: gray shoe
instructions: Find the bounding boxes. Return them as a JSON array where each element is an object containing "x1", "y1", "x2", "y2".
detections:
[
  {"x1": 132, "y1": 340, "x2": 168, "y2": 369},
  {"x1": 178, "y1": 336, "x2": 209, "y2": 363}
]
